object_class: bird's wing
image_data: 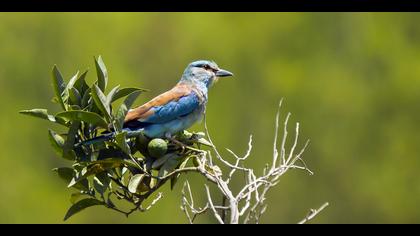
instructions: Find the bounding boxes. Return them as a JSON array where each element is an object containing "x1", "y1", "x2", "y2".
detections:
[{"x1": 124, "y1": 83, "x2": 201, "y2": 124}]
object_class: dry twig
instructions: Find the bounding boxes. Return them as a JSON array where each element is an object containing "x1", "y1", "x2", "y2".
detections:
[{"x1": 179, "y1": 99, "x2": 326, "y2": 224}]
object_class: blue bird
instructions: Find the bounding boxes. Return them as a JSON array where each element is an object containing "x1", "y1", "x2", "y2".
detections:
[{"x1": 81, "y1": 60, "x2": 233, "y2": 146}]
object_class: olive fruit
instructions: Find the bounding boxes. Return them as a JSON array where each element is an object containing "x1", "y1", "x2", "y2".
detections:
[{"x1": 147, "y1": 138, "x2": 168, "y2": 158}]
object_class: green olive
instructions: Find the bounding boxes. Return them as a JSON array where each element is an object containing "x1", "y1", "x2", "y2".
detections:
[{"x1": 147, "y1": 138, "x2": 168, "y2": 158}]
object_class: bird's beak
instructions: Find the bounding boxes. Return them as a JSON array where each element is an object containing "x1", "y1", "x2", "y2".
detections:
[{"x1": 216, "y1": 69, "x2": 234, "y2": 77}]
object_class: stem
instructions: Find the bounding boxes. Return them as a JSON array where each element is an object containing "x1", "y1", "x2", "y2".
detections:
[
  {"x1": 298, "y1": 202, "x2": 329, "y2": 224},
  {"x1": 221, "y1": 195, "x2": 227, "y2": 223}
]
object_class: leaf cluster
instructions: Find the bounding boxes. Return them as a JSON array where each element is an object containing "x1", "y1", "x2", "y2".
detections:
[{"x1": 20, "y1": 56, "x2": 212, "y2": 220}]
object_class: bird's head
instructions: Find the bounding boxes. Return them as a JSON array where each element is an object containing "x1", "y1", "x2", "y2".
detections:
[{"x1": 180, "y1": 60, "x2": 233, "y2": 88}]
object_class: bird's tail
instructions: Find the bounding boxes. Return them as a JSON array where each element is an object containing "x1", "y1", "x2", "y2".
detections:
[{"x1": 75, "y1": 128, "x2": 145, "y2": 148}]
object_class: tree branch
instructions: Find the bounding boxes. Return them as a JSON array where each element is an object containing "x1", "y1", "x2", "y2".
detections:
[
  {"x1": 178, "y1": 100, "x2": 326, "y2": 224},
  {"x1": 298, "y1": 202, "x2": 329, "y2": 224}
]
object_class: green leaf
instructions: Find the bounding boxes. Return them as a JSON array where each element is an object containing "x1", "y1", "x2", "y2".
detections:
[
  {"x1": 144, "y1": 157, "x2": 154, "y2": 172},
  {"x1": 121, "y1": 167, "x2": 128, "y2": 176},
  {"x1": 53, "y1": 167, "x2": 73, "y2": 183},
  {"x1": 66, "y1": 71, "x2": 80, "y2": 92},
  {"x1": 107, "y1": 198, "x2": 116, "y2": 208},
  {"x1": 70, "y1": 192, "x2": 84, "y2": 204},
  {"x1": 22, "y1": 111, "x2": 59, "y2": 127},
  {"x1": 74, "y1": 70, "x2": 89, "y2": 96},
  {"x1": 48, "y1": 130, "x2": 65, "y2": 157},
  {"x1": 176, "y1": 130, "x2": 193, "y2": 142},
  {"x1": 91, "y1": 158, "x2": 139, "y2": 170},
  {"x1": 111, "y1": 87, "x2": 148, "y2": 103},
  {"x1": 149, "y1": 176, "x2": 157, "y2": 189},
  {"x1": 114, "y1": 91, "x2": 141, "y2": 131},
  {"x1": 75, "y1": 179, "x2": 90, "y2": 191},
  {"x1": 55, "y1": 110, "x2": 108, "y2": 129},
  {"x1": 158, "y1": 154, "x2": 182, "y2": 178},
  {"x1": 69, "y1": 105, "x2": 81, "y2": 111},
  {"x1": 190, "y1": 132, "x2": 213, "y2": 147},
  {"x1": 97, "y1": 148, "x2": 130, "y2": 160},
  {"x1": 152, "y1": 153, "x2": 175, "y2": 170},
  {"x1": 196, "y1": 138, "x2": 213, "y2": 147},
  {"x1": 94, "y1": 56, "x2": 108, "y2": 92},
  {"x1": 52, "y1": 65, "x2": 67, "y2": 110},
  {"x1": 92, "y1": 84, "x2": 111, "y2": 121},
  {"x1": 193, "y1": 132, "x2": 206, "y2": 139},
  {"x1": 62, "y1": 121, "x2": 79, "y2": 161},
  {"x1": 121, "y1": 159, "x2": 142, "y2": 170},
  {"x1": 62, "y1": 72, "x2": 79, "y2": 105},
  {"x1": 93, "y1": 172, "x2": 111, "y2": 195},
  {"x1": 68, "y1": 158, "x2": 128, "y2": 188},
  {"x1": 81, "y1": 87, "x2": 92, "y2": 109},
  {"x1": 64, "y1": 198, "x2": 104, "y2": 221},
  {"x1": 53, "y1": 167, "x2": 89, "y2": 191},
  {"x1": 115, "y1": 132, "x2": 131, "y2": 154},
  {"x1": 106, "y1": 85, "x2": 120, "y2": 107},
  {"x1": 19, "y1": 109, "x2": 57, "y2": 123},
  {"x1": 128, "y1": 174, "x2": 145, "y2": 193},
  {"x1": 69, "y1": 87, "x2": 81, "y2": 106}
]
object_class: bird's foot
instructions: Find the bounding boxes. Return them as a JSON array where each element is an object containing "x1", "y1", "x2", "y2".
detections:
[{"x1": 165, "y1": 133, "x2": 187, "y2": 153}]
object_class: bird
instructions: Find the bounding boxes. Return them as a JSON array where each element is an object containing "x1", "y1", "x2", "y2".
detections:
[{"x1": 80, "y1": 60, "x2": 233, "y2": 146}]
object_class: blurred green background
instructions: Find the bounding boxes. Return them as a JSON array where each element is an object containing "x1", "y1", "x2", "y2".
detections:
[{"x1": 1, "y1": 12, "x2": 420, "y2": 223}]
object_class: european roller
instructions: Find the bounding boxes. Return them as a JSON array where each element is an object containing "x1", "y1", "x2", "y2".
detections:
[{"x1": 81, "y1": 60, "x2": 233, "y2": 146}]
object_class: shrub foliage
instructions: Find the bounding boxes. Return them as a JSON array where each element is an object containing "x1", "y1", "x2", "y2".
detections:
[{"x1": 20, "y1": 56, "x2": 213, "y2": 220}]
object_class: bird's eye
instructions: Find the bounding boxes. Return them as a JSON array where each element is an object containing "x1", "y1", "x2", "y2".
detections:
[{"x1": 203, "y1": 65, "x2": 210, "y2": 70}]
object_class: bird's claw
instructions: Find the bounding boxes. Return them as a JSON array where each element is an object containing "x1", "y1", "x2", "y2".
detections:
[
  {"x1": 170, "y1": 138, "x2": 187, "y2": 153},
  {"x1": 165, "y1": 133, "x2": 187, "y2": 153}
]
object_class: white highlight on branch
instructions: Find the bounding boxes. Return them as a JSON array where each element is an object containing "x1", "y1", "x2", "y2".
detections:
[{"x1": 298, "y1": 202, "x2": 329, "y2": 224}]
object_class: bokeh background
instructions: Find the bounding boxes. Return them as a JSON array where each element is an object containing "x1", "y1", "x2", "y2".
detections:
[{"x1": 1, "y1": 12, "x2": 419, "y2": 223}]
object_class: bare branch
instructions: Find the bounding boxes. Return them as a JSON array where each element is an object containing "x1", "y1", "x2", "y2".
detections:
[
  {"x1": 286, "y1": 122, "x2": 299, "y2": 165},
  {"x1": 179, "y1": 100, "x2": 325, "y2": 224},
  {"x1": 298, "y1": 202, "x2": 329, "y2": 224},
  {"x1": 205, "y1": 185, "x2": 225, "y2": 224},
  {"x1": 280, "y1": 112, "x2": 291, "y2": 166},
  {"x1": 226, "y1": 134, "x2": 253, "y2": 161},
  {"x1": 272, "y1": 99, "x2": 283, "y2": 169},
  {"x1": 295, "y1": 157, "x2": 314, "y2": 175},
  {"x1": 204, "y1": 115, "x2": 224, "y2": 164},
  {"x1": 283, "y1": 139, "x2": 310, "y2": 173},
  {"x1": 158, "y1": 167, "x2": 200, "y2": 180},
  {"x1": 181, "y1": 181, "x2": 197, "y2": 224},
  {"x1": 216, "y1": 149, "x2": 249, "y2": 172},
  {"x1": 226, "y1": 135, "x2": 253, "y2": 184}
]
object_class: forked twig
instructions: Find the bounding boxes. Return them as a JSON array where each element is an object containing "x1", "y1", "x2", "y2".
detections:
[{"x1": 180, "y1": 100, "x2": 326, "y2": 224}]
